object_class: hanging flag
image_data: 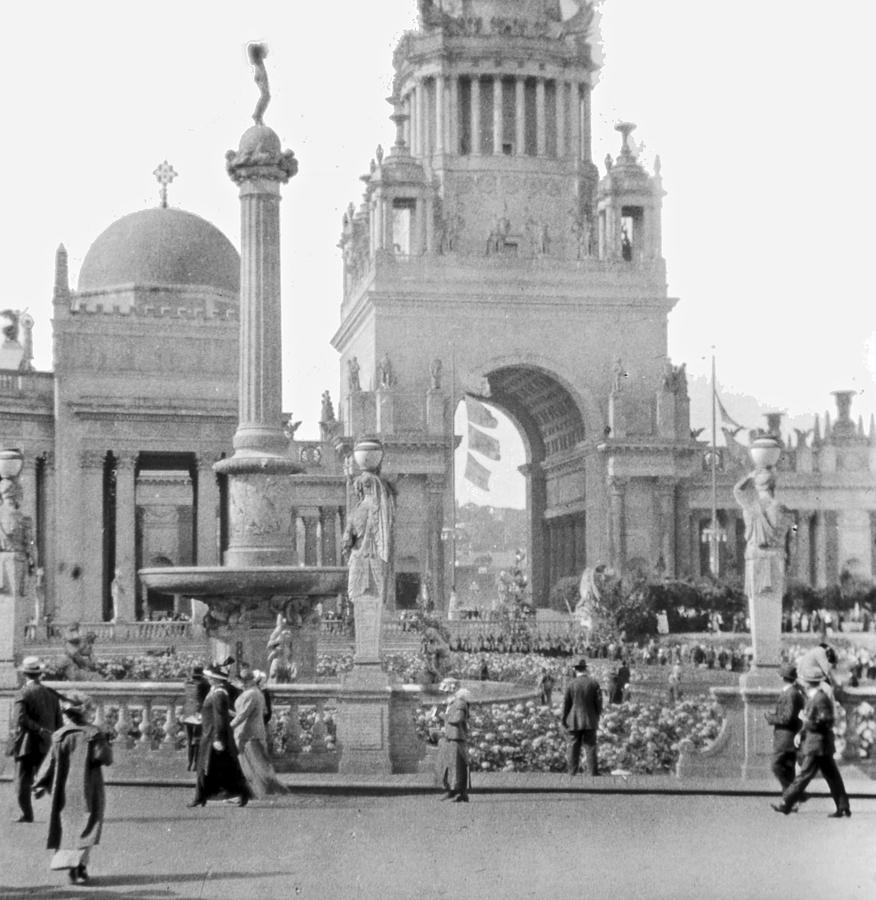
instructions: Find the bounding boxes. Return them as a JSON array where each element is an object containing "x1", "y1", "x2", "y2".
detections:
[
  {"x1": 468, "y1": 424, "x2": 501, "y2": 460},
  {"x1": 465, "y1": 395, "x2": 498, "y2": 429},
  {"x1": 715, "y1": 391, "x2": 744, "y2": 430},
  {"x1": 464, "y1": 453, "x2": 491, "y2": 490}
]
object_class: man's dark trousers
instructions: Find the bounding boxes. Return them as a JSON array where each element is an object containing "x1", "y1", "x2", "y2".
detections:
[{"x1": 567, "y1": 729, "x2": 598, "y2": 776}]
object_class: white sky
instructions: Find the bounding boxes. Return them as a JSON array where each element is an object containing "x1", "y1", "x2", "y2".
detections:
[{"x1": 3, "y1": 1, "x2": 874, "y2": 509}]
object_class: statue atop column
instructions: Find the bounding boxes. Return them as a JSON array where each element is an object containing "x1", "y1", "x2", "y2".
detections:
[
  {"x1": 248, "y1": 43, "x2": 271, "y2": 126},
  {"x1": 342, "y1": 439, "x2": 395, "y2": 665},
  {"x1": 733, "y1": 437, "x2": 791, "y2": 669}
]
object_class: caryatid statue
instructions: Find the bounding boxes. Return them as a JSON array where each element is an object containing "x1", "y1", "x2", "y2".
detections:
[
  {"x1": 733, "y1": 438, "x2": 791, "y2": 669},
  {"x1": 342, "y1": 447, "x2": 395, "y2": 664}
]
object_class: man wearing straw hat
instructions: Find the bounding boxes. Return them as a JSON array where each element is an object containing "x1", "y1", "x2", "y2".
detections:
[{"x1": 10, "y1": 656, "x2": 62, "y2": 823}]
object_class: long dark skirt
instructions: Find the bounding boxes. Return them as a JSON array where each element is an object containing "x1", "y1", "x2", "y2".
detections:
[
  {"x1": 438, "y1": 738, "x2": 470, "y2": 795},
  {"x1": 194, "y1": 748, "x2": 250, "y2": 802}
]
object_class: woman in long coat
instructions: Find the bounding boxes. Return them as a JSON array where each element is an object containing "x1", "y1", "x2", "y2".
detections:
[
  {"x1": 187, "y1": 665, "x2": 251, "y2": 808},
  {"x1": 33, "y1": 690, "x2": 113, "y2": 885},
  {"x1": 230, "y1": 668, "x2": 287, "y2": 798},
  {"x1": 438, "y1": 687, "x2": 471, "y2": 803}
]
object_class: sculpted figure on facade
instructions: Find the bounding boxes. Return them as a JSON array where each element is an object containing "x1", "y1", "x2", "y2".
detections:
[
  {"x1": 430, "y1": 358, "x2": 443, "y2": 391},
  {"x1": 612, "y1": 357, "x2": 626, "y2": 393},
  {"x1": 0, "y1": 472, "x2": 31, "y2": 558},
  {"x1": 347, "y1": 356, "x2": 361, "y2": 392},
  {"x1": 569, "y1": 207, "x2": 592, "y2": 259},
  {"x1": 376, "y1": 352, "x2": 395, "y2": 389},
  {"x1": 487, "y1": 213, "x2": 511, "y2": 255},
  {"x1": 342, "y1": 471, "x2": 395, "y2": 607},
  {"x1": 320, "y1": 390, "x2": 335, "y2": 424}
]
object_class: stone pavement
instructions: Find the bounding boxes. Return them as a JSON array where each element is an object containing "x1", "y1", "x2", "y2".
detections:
[{"x1": 1, "y1": 780, "x2": 874, "y2": 899}]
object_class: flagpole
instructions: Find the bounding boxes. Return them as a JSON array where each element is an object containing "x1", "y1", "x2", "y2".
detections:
[
  {"x1": 449, "y1": 348, "x2": 457, "y2": 595},
  {"x1": 710, "y1": 350, "x2": 719, "y2": 578}
]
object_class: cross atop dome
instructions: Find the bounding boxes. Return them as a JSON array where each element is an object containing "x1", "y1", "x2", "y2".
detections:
[{"x1": 153, "y1": 160, "x2": 178, "y2": 208}]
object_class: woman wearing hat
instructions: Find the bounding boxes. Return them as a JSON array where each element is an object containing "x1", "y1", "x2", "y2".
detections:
[
  {"x1": 32, "y1": 690, "x2": 112, "y2": 885},
  {"x1": 187, "y1": 664, "x2": 251, "y2": 808},
  {"x1": 230, "y1": 666, "x2": 287, "y2": 799},
  {"x1": 438, "y1": 687, "x2": 472, "y2": 803}
]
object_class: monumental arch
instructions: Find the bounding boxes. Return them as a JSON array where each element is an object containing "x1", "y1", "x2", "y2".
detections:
[{"x1": 332, "y1": 0, "x2": 699, "y2": 607}]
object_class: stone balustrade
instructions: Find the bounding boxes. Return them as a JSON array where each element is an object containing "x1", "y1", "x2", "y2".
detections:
[{"x1": 24, "y1": 620, "x2": 199, "y2": 645}]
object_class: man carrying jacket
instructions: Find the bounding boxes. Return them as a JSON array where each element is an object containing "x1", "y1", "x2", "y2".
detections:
[{"x1": 562, "y1": 658, "x2": 603, "y2": 776}]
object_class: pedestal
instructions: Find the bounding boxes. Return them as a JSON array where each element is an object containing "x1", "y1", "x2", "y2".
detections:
[
  {"x1": 376, "y1": 388, "x2": 395, "y2": 434},
  {"x1": 749, "y1": 587, "x2": 782, "y2": 669},
  {"x1": 676, "y1": 674, "x2": 782, "y2": 780},
  {"x1": 352, "y1": 594, "x2": 382, "y2": 664},
  {"x1": 336, "y1": 664, "x2": 393, "y2": 775},
  {"x1": 425, "y1": 389, "x2": 444, "y2": 434},
  {"x1": 0, "y1": 552, "x2": 29, "y2": 746}
]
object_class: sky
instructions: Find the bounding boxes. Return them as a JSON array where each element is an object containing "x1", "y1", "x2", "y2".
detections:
[{"x1": 3, "y1": 1, "x2": 874, "y2": 510}]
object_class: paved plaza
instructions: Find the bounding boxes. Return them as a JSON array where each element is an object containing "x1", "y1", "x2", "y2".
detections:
[{"x1": 1, "y1": 784, "x2": 873, "y2": 899}]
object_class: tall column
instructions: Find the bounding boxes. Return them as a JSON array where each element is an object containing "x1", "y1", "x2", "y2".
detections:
[
  {"x1": 114, "y1": 452, "x2": 137, "y2": 621},
  {"x1": 448, "y1": 76, "x2": 459, "y2": 154},
  {"x1": 515, "y1": 77, "x2": 525, "y2": 156},
  {"x1": 569, "y1": 81, "x2": 581, "y2": 162},
  {"x1": 608, "y1": 477, "x2": 627, "y2": 570},
  {"x1": 581, "y1": 82, "x2": 592, "y2": 162},
  {"x1": 814, "y1": 511, "x2": 828, "y2": 587},
  {"x1": 403, "y1": 92, "x2": 412, "y2": 149},
  {"x1": 196, "y1": 453, "x2": 220, "y2": 567},
  {"x1": 523, "y1": 463, "x2": 548, "y2": 606},
  {"x1": 20, "y1": 456, "x2": 37, "y2": 531},
  {"x1": 426, "y1": 476, "x2": 445, "y2": 610},
  {"x1": 315, "y1": 511, "x2": 325, "y2": 566},
  {"x1": 656, "y1": 479, "x2": 676, "y2": 576},
  {"x1": 220, "y1": 120, "x2": 299, "y2": 567},
  {"x1": 471, "y1": 76, "x2": 481, "y2": 155},
  {"x1": 409, "y1": 87, "x2": 418, "y2": 156},
  {"x1": 417, "y1": 80, "x2": 427, "y2": 155},
  {"x1": 796, "y1": 511, "x2": 812, "y2": 584},
  {"x1": 535, "y1": 78, "x2": 546, "y2": 156},
  {"x1": 492, "y1": 75, "x2": 503, "y2": 154},
  {"x1": 79, "y1": 450, "x2": 105, "y2": 621},
  {"x1": 435, "y1": 74, "x2": 445, "y2": 154},
  {"x1": 555, "y1": 79, "x2": 566, "y2": 158},
  {"x1": 674, "y1": 483, "x2": 692, "y2": 579}
]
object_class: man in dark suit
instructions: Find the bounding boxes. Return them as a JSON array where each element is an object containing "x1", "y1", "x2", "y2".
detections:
[
  {"x1": 562, "y1": 658, "x2": 603, "y2": 776},
  {"x1": 10, "y1": 656, "x2": 62, "y2": 823},
  {"x1": 772, "y1": 663, "x2": 851, "y2": 818},
  {"x1": 764, "y1": 662, "x2": 806, "y2": 792}
]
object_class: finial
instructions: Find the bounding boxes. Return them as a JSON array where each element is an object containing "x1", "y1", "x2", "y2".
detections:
[
  {"x1": 813, "y1": 413, "x2": 821, "y2": 444},
  {"x1": 615, "y1": 121, "x2": 637, "y2": 158},
  {"x1": 247, "y1": 43, "x2": 271, "y2": 126},
  {"x1": 153, "y1": 160, "x2": 178, "y2": 209},
  {"x1": 376, "y1": 144, "x2": 384, "y2": 165},
  {"x1": 53, "y1": 244, "x2": 69, "y2": 303}
]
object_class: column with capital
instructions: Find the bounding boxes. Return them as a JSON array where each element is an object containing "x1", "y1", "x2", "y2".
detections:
[
  {"x1": 570, "y1": 82, "x2": 581, "y2": 162},
  {"x1": 426, "y1": 475, "x2": 446, "y2": 610},
  {"x1": 492, "y1": 75, "x2": 503, "y2": 154},
  {"x1": 608, "y1": 478, "x2": 627, "y2": 571},
  {"x1": 535, "y1": 78, "x2": 546, "y2": 157},
  {"x1": 655, "y1": 479, "x2": 676, "y2": 576},
  {"x1": 435, "y1": 74, "x2": 445, "y2": 154},
  {"x1": 471, "y1": 77, "x2": 481, "y2": 155},
  {"x1": 79, "y1": 450, "x2": 106, "y2": 621},
  {"x1": 555, "y1": 79, "x2": 566, "y2": 158},
  {"x1": 217, "y1": 98, "x2": 300, "y2": 567},
  {"x1": 447, "y1": 76, "x2": 458, "y2": 154},
  {"x1": 113, "y1": 452, "x2": 137, "y2": 621},
  {"x1": 515, "y1": 77, "x2": 525, "y2": 156}
]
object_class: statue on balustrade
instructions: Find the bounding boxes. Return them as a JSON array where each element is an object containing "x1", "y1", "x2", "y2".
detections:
[
  {"x1": 343, "y1": 471, "x2": 395, "y2": 607},
  {"x1": 733, "y1": 468, "x2": 792, "y2": 600},
  {"x1": 266, "y1": 613, "x2": 299, "y2": 684}
]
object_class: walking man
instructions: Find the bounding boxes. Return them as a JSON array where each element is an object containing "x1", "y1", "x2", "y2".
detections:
[
  {"x1": 10, "y1": 656, "x2": 62, "y2": 823},
  {"x1": 562, "y1": 658, "x2": 603, "y2": 776},
  {"x1": 772, "y1": 662, "x2": 851, "y2": 818},
  {"x1": 764, "y1": 662, "x2": 806, "y2": 792}
]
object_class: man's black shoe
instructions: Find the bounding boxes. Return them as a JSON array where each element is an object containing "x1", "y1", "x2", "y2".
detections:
[{"x1": 770, "y1": 803, "x2": 791, "y2": 815}]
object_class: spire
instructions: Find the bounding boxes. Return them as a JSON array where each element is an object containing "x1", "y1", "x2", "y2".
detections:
[
  {"x1": 823, "y1": 410, "x2": 832, "y2": 442},
  {"x1": 813, "y1": 413, "x2": 821, "y2": 445},
  {"x1": 53, "y1": 243, "x2": 69, "y2": 305},
  {"x1": 153, "y1": 160, "x2": 178, "y2": 209}
]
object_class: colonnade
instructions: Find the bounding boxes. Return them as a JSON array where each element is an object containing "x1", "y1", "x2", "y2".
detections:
[{"x1": 401, "y1": 73, "x2": 592, "y2": 162}]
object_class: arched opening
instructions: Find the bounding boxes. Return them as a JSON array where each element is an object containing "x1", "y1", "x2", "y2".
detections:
[{"x1": 451, "y1": 365, "x2": 588, "y2": 608}]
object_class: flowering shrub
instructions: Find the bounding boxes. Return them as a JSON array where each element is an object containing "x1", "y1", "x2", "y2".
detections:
[{"x1": 417, "y1": 696, "x2": 723, "y2": 774}]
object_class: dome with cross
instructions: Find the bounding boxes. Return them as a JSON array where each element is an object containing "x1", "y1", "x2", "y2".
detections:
[{"x1": 77, "y1": 207, "x2": 240, "y2": 295}]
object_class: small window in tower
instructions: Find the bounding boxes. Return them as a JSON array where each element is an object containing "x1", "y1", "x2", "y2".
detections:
[
  {"x1": 621, "y1": 205, "x2": 644, "y2": 262},
  {"x1": 392, "y1": 198, "x2": 416, "y2": 255}
]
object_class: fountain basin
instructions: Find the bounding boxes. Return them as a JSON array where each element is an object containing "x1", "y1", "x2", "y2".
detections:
[{"x1": 138, "y1": 566, "x2": 347, "y2": 598}]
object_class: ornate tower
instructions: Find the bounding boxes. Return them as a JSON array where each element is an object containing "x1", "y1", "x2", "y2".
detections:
[{"x1": 332, "y1": 1, "x2": 695, "y2": 606}]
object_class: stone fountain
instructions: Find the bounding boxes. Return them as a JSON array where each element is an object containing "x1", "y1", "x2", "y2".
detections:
[{"x1": 139, "y1": 44, "x2": 345, "y2": 678}]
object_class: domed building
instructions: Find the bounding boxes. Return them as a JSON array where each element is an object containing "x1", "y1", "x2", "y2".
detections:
[{"x1": 1, "y1": 200, "x2": 241, "y2": 622}]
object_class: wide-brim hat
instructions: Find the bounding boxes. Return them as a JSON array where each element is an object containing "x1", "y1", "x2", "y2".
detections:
[
  {"x1": 61, "y1": 690, "x2": 94, "y2": 716},
  {"x1": 798, "y1": 663, "x2": 825, "y2": 684},
  {"x1": 203, "y1": 664, "x2": 230, "y2": 681},
  {"x1": 19, "y1": 656, "x2": 45, "y2": 675},
  {"x1": 779, "y1": 662, "x2": 797, "y2": 682},
  {"x1": 573, "y1": 658, "x2": 589, "y2": 671}
]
